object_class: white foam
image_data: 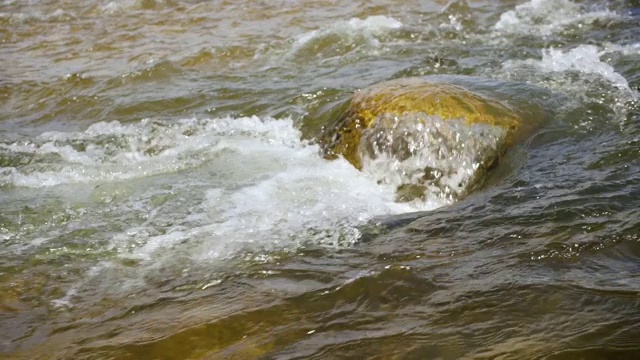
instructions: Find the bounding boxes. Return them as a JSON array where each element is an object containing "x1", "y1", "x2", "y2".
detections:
[
  {"x1": 600, "y1": 42, "x2": 640, "y2": 56},
  {"x1": 494, "y1": 0, "x2": 618, "y2": 36},
  {"x1": 186, "y1": 157, "x2": 421, "y2": 260},
  {"x1": 540, "y1": 46, "x2": 629, "y2": 89},
  {"x1": 101, "y1": 0, "x2": 148, "y2": 14},
  {"x1": 0, "y1": 8, "x2": 76, "y2": 23},
  {"x1": 504, "y1": 45, "x2": 631, "y2": 91},
  {"x1": 295, "y1": 16, "x2": 403, "y2": 46},
  {"x1": 118, "y1": 137, "x2": 441, "y2": 261},
  {"x1": 288, "y1": 15, "x2": 403, "y2": 59},
  {"x1": 439, "y1": 14, "x2": 464, "y2": 32},
  {"x1": 359, "y1": 114, "x2": 505, "y2": 202},
  {"x1": 2, "y1": 115, "x2": 445, "y2": 266},
  {"x1": 0, "y1": 116, "x2": 305, "y2": 188},
  {"x1": 5, "y1": 112, "x2": 494, "y2": 310}
]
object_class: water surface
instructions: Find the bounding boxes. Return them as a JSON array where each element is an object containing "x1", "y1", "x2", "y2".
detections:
[{"x1": 1, "y1": 0, "x2": 639, "y2": 359}]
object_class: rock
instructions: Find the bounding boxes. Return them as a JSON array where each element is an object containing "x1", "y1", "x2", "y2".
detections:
[{"x1": 321, "y1": 77, "x2": 535, "y2": 202}]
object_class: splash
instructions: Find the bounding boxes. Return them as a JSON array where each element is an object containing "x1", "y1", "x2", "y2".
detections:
[
  {"x1": 504, "y1": 45, "x2": 632, "y2": 91},
  {"x1": 494, "y1": 0, "x2": 618, "y2": 36},
  {"x1": 0, "y1": 8, "x2": 77, "y2": 23},
  {"x1": 1, "y1": 116, "x2": 443, "y2": 263},
  {"x1": 0, "y1": 114, "x2": 455, "y2": 310},
  {"x1": 359, "y1": 113, "x2": 506, "y2": 203},
  {"x1": 600, "y1": 42, "x2": 640, "y2": 57},
  {"x1": 0, "y1": 117, "x2": 303, "y2": 188},
  {"x1": 537, "y1": 46, "x2": 630, "y2": 90},
  {"x1": 102, "y1": 0, "x2": 172, "y2": 14},
  {"x1": 288, "y1": 15, "x2": 404, "y2": 60},
  {"x1": 295, "y1": 16, "x2": 403, "y2": 46}
]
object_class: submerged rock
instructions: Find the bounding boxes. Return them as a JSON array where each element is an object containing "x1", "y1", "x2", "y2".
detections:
[{"x1": 322, "y1": 77, "x2": 540, "y2": 202}]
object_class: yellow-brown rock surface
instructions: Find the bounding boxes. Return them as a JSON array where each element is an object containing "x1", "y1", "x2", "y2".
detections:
[{"x1": 321, "y1": 77, "x2": 529, "y2": 201}]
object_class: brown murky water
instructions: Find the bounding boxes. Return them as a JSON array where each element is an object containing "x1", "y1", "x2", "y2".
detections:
[{"x1": 1, "y1": 0, "x2": 639, "y2": 359}]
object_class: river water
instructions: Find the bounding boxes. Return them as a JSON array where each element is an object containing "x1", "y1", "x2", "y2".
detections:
[{"x1": 1, "y1": 0, "x2": 639, "y2": 359}]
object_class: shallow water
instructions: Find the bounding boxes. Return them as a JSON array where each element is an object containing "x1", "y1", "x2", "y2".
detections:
[{"x1": 1, "y1": 0, "x2": 639, "y2": 359}]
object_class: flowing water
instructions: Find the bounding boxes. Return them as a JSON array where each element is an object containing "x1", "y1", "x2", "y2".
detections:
[{"x1": 1, "y1": 0, "x2": 640, "y2": 359}]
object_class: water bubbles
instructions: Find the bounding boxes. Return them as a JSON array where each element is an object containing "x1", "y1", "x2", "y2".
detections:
[
  {"x1": 359, "y1": 113, "x2": 505, "y2": 202},
  {"x1": 537, "y1": 45, "x2": 630, "y2": 90},
  {"x1": 493, "y1": 0, "x2": 618, "y2": 37}
]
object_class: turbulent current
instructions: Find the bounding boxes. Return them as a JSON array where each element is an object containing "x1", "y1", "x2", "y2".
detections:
[{"x1": 1, "y1": 0, "x2": 639, "y2": 359}]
